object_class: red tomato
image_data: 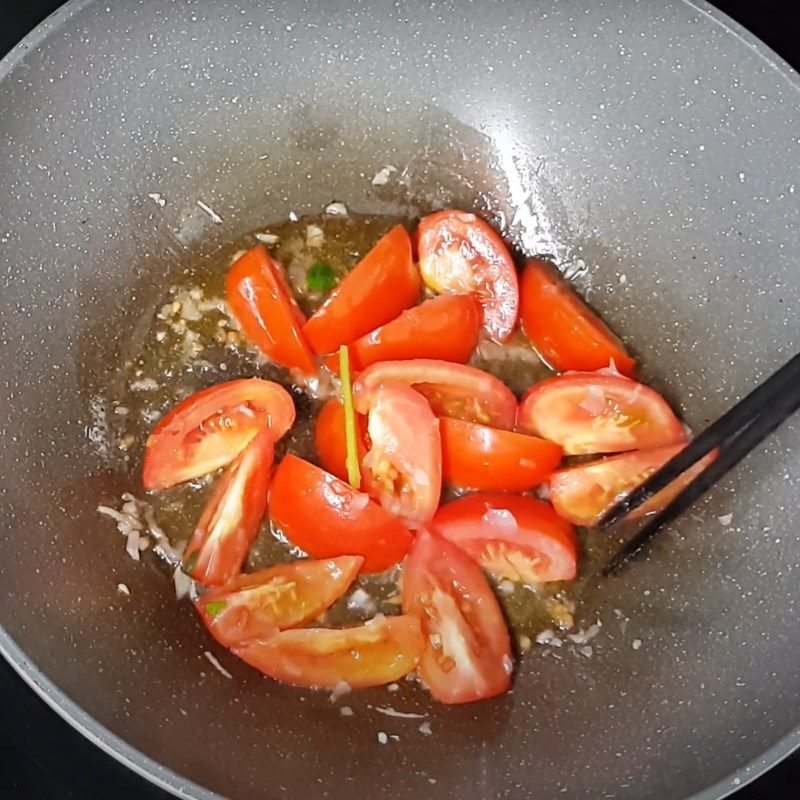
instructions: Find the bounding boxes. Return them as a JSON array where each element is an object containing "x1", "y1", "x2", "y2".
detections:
[
  {"x1": 142, "y1": 379, "x2": 295, "y2": 490},
  {"x1": 302, "y1": 226, "x2": 420, "y2": 354},
  {"x1": 233, "y1": 614, "x2": 424, "y2": 689},
  {"x1": 430, "y1": 494, "x2": 578, "y2": 583},
  {"x1": 353, "y1": 359, "x2": 517, "y2": 430},
  {"x1": 417, "y1": 210, "x2": 519, "y2": 343},
  {"x1": 549, "y1": 444, "x2": 718, "y2": 526},
  {"x1": 440, "y1": 417, "x2": 562, "y2": 491},
  {"x1": 269, "y1": 455, "x2": 414, "y2": 573},
  {"x1": 314, "y1": 398, "x2": 368, "y2": 483},
  {"x1": 323, "y1": 294, "x2": 482, "y2": 374},
  {"x1": 195, "y1": 556, "x2": 363, "y2": 648},
  {"x1": 402, "y1": 529, "x2": 512, "y2": 704},
  {"x1": 517, "y1": 372, "x2": 686, "y2": 455},
  {"x1": 226, "y1": 245, "x2": 316, "y2": 374},
  {"x1": 520, "y1": 258, "x2": 636, "y2": 376},
  {"x1": 361, "y1": 384, "x2": 442, "y2": 524},
  {"x1": 183, "y1": 428, "x2": 274, "y2": 586}
]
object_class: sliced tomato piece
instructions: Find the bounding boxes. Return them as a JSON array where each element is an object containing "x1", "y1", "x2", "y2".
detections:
[
  {"x1": 269, "y1": 455, "x2": 413, "y2": 573},
  {"x1": 520, "y1": 258, "x2": 636, "y2": 376},
  {"x1": 195, "y1": 556, "x2": 363, "y2": 648},
  {"x1": 360, "y1": 384, "x2": 442, "y2": 524},
  {"x1": 402, "y1": 529, "x2": 512, "y2": 704},
  {"x1": 314, "y1": 398, "x2": 368, "y2": 483},
  {"x1": 233, "y1": 614, "x2": 424, "y2": 689},
  {"x1": 142, "y1": 379, "x2": 295, "y2": 490},
  {"x1": 353, "y1": 359, "x2": 517, "y2": 430},
  {"x1": 323, "y1": 294, "x2": 482, "y2": 374},
  {"x1": 440, "y1": 417, "x2": 562, "y2": 491},
  {"x1": 430, "y1": 494, "x2": 578, "y2": 583},
  {"x1": 183, "y1": 428, "x2": 274, "y2": 586},
  {"x1": 302, "y1": 226, "x2": 420, "y2": 355},
  {"x1": 517, "y1": 372, "x2": 686, "y2": 455},
  {"x1": 226, "y1": 245, "x2": 316, "y2": 374},
  {"x1": 417, "y1": 210, "x2": 519, "y2": 343},
  {"x1": 549, "y1": 444, "x2": 718, "y2": 526}
]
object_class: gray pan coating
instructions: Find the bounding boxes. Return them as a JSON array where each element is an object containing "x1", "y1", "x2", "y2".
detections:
[{"x1": 0, "y1": 1, "x2": 799, "y2": 799}]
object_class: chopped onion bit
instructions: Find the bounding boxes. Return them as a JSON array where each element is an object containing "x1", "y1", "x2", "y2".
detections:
[
  {"x1": 325, "y1": 201, "x2": 348, "y2": 217},
  {"x1": 371, "y1": 165, "x2": 397, "y2": 186},
  {"x1": 204, "y1": 650, "x2": 233, "y2": 679},
  {"x1": 330, "y1": 680, "x2": 352, "y2": 703}
]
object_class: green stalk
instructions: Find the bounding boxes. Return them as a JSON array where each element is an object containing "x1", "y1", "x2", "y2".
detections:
[{"x1": 339, "y1": 345, "x2": 362, "y2": 489}]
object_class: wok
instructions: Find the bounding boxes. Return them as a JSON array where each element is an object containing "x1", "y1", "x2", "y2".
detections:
[{"x1": 1, "y1": 1, "x2": 799, "y2": 798}]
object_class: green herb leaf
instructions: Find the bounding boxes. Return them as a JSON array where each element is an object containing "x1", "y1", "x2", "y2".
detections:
[
  {"x1": 339, "y1": 344, "x2": 362, "y2": 489},
  {"x1": 204, "y1": 600, "x2": 227, "y2": 618},
  {"x1": 183, "y1": 551, "x2": 198, "y2": 574},
  {"x1": 307, "y1": 261, "x2": 337, "y2": 293}
]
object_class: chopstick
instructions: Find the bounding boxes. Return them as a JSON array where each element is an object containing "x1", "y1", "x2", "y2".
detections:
[{"x1": 601, "y1": 351, "x2": 800, "y2": 575}]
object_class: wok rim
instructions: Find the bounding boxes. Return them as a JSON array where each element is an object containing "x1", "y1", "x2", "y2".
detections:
[{"x1": 0, "y1": 1, "x2": 798, "y2": 798}]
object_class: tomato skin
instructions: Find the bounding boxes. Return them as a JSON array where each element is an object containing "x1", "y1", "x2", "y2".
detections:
[
  {"x1": 440, "y1": 417, "x2": 562, "y2": 491},
  {"x1": 417, "y1": 210, "x2": 519, "y2": 343},
  {"x1": 353, "y1": 359, "x2": 517, "y2": 430},
  {"x1": 402, "y1": 529, "x2": 512, "y2": 704},
  {"x1": 323, "y1": 294, "x2": 482, "y2": 374},
  {"x1": 302, "y1": 226, "x2": 420, "y2": 355},
  {"x1": 142, "y1": 379, "x2": 295, "y2": 490},
  {"x1": 549, "y1": 445, "x2": 718, "y2": 526},
  {"x1": 195, "y1": 556, "x2": 363, "y2": 648},
  {"x1": 517, "y1": 372, "x2": 686, "y2": 455},
  {"x1": 232, "y1": 614, "x2": 424, "y2": 689},
  {"x1": 520, "y1": 258, "x2": 636, "y2": 376},
  {"x1": 269, "y1": 455, "x2": 414, "y2": 573},
  {"x1": 226, "y1": 245, "x2": 317, "y2": 374},
  {"x1": 314, "y1": 398, "x2": 368, "y2": 483},
  {"x1": 361, "y1": 384, "x2": 442, "y2": 524},
  {"x1": 183, "y1": 428, "x2": 274, "y2": 586},
  {"x1": 431, "y1": 494, "x2": 578, "y2": 583}
]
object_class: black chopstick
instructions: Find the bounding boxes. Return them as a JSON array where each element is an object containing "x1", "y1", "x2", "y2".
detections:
[
  {"x1": 602, "y1": 351, "x2": 800, "y2": 575},
  {"x1": 598, "y1": 351, "x2": 800, "y2": 527}
]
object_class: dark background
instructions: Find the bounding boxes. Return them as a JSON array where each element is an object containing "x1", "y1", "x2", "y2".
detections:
[{"x1": 0, "y1": 0, "x2": 797, "y2": 797}]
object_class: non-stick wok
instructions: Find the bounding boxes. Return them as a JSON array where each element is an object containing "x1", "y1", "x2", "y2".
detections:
[{"x1": 1, "y1": 1, "x2": 799, "y2": 798}]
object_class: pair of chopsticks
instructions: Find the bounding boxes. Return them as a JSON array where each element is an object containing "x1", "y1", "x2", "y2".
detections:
[{"x1": 601, "y1": 351, "x2": 800, "y2": 576}]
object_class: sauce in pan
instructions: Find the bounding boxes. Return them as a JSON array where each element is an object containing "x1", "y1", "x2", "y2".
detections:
[{"x1": 99, "y1": 210, "x2": 688, "y2": 700}]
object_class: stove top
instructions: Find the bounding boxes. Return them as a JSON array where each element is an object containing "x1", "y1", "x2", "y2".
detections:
[{"x1": 1, "y1": 1, "x2": 798, "y2": 797}]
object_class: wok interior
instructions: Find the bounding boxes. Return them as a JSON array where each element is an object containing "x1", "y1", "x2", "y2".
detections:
[{"x1": 1, "y1": 1, "x2": 799, "y2": 798}]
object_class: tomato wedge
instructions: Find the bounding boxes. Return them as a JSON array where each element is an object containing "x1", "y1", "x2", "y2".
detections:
[
  {"x1": 549, "y1": 444, "x2": 718, "y2": 526},
  {"x1": 142, "y1": 379, "x2": 295, "y2": 490},
  {"x1": 314, "y1": 398, "x2": 368, "y2": 483},
  {"x1": 353, "y1": 359, "x2": 517, "y2": 430},
  {"x1": 233, "y1": 614, "x2": 424, "y2": 689},
  {"x1": 402, "y1": 529, "x2": 512, "y2": 704},
  {"x1": 361, "y1": 384, "x2": 442, "y2": 524},
  {"x1": 517, "y1": 372, "x2": 686, "y2": 455},
  {"x1": 226, "y1": 245, "x2": 317, "y2": 374},
  {"x1": 440, "y1": 417, "x2": 562, "y2": 491},
  {"x1": 195, "y1": 556, "x2": 363, "y2": 648},
  {"x1": 417, "y1": 210, "x2": 519, "y2": 343},
  {"x1": 322, "y1": 294, "x2": 482, "y2": 374},
  {"x1": 183, "y1": 428, "x2": 274, "y2": 586},
  {"x1": 430, "y1": 494, "x2": 578, "y2": 583},
  {"x1": 269, "y1": 455, "x2": 413, "y2": 573},
  {"x1": 520, "y1": 258, "x2": 636, "y2": 376},
  {"x1": 302, "y1": 225, "x2": 420, "y2": 355}
]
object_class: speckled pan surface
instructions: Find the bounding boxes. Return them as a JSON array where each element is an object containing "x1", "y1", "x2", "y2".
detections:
[{"x1": 1, "y1": 0, "x2": 799, "y2": 798}]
